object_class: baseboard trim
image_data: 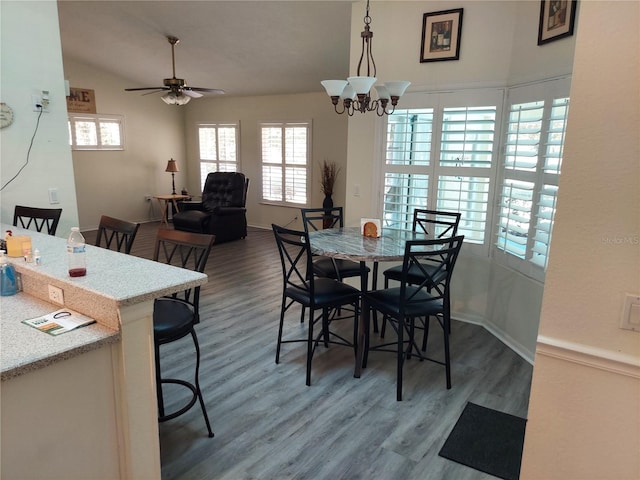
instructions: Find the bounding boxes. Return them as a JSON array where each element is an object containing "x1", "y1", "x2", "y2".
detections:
[
  {"x1": 453, "y1": 315, "x2": 536, "y2": 366},
  {"x1": 536, "y1": 335, "x2": 640, "y2": 379}
]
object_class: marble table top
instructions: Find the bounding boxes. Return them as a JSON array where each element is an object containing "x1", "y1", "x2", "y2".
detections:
[{"x1": 309, "y1": 227, "x2": 431, "y2": 262}]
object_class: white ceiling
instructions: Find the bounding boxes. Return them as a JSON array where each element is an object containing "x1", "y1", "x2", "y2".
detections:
[{"x1": 57, "y1": 0, "x2": 353, "y2": 98}]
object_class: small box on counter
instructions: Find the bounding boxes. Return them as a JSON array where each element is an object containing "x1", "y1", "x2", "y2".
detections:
[{"x1": 6, "y1": 235, "x2": 31, "y2": 258}]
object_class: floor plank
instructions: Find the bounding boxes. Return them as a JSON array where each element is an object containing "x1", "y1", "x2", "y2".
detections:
[{"x1": 85, "y1": 222, "x2": 532, "y2": 480}]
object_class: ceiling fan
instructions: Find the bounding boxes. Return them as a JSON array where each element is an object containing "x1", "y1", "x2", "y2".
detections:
[{"x1": 125, "y1": 36, "x2": 224, "y2": 105}]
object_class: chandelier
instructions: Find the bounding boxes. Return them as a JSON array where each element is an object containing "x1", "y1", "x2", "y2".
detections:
[{"x1": 321, "y1": 0, "x2": 410, "y2": 116}]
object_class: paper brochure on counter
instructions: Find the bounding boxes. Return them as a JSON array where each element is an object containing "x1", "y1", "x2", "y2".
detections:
[
  {"x1": 361, "y1": 218, "x2": 381, "y2": 238},
  {"x1": 22, "y1": 308, "x2": 96, "y2": 336}
]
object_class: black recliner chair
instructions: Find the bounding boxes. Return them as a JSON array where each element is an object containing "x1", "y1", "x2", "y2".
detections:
[{"x1": 173, "y1": 172, "x2": 249, "y2": 243}]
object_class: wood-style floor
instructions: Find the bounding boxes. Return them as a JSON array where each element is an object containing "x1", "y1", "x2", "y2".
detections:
[{"x1": 85, "y1": 221, "x2": 533, "y2": 480}]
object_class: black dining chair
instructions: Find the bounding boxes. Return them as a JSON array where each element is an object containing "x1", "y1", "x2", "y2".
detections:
[
  {"x1": 153, "y1": 229, "x2": 215, "y2": 437},
  {"x1": 382, "y1": 209, "x2": 461, "y2": 288},
  {"x1": 13, "y1": 205, "x2": 63, "y2": 236},
  {"x1": 361, "y1": 235, "x2": 464, "y2": 401},
  {"x1": 381, "y1": 209, "x2": 461, "y2": 337},
  {"x1": 301, "y1": 207, "x2": 370, "y2": 282},
  {"x1": 301, "y1": 207, "x2": 372, "y2": 327},
  {"x1": 272, "y1": 223, "x2": 361, "y2": 386},
  {"x1": 94, "y1": 215, "x2": 140, "y2": 254}
]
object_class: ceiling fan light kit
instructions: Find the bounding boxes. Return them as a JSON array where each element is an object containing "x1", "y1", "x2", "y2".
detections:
[
  {"x1": 321, "y1": 0, "x2": 410, "y2": 116},
  {"x1": 125, "y1": 35, "x2": 224, "y2": 105}
]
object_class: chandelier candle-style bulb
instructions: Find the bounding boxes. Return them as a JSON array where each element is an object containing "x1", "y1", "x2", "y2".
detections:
[{"x1": 320, "y1": 0, "x2": 410, "y2": 116}]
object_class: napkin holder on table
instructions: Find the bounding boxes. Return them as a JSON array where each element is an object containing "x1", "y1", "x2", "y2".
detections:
[{"x1": 360, "y1": 218, "x2": 381, "y2": 238}]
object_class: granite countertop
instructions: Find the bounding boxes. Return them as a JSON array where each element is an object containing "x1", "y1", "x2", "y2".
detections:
[
  {"x1": 1, "y1": 293, "x2": 119, "y2": 381},
  {"x1": 2, "y1": 224, "x2": 207, "y2": 306},
  {"x1": 1, "y1": 224, "x2": 208, "y2": 381}
]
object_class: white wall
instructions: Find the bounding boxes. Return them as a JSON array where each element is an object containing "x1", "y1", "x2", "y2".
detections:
[
  {"x1": 344, "y1": 0, "x2": 576, "y2": 359},
  {"x1": 0, "y1": 0, "x2": 79, "y2": 236},
  {"x1": 63, "y1": 58, "x2": 186, "y2": 229},
  {"x1": 521, "y1": 1, "x2": 640, "y2": 477}
]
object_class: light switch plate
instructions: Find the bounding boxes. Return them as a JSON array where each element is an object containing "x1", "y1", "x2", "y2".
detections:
[{"x1": 620, "y1": 293, "x2": 640, "y2": 332}]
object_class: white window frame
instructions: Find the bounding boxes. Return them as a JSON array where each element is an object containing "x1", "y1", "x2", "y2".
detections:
[
  {"x1": 377, "y1": 89, "x2": 504, "y2": 257},
  {"x1": 197, "y1": 122, "x2": 240, "y2": 191},
  {"x1": 259, "y1": 121, "x2": 311, "y2": 207},
  {"x1": 68, "y1": 113, "x2": 124, "y2": 151},
  {"x1": 493, "y1": 77, "x2": 571, "y2": 281}
]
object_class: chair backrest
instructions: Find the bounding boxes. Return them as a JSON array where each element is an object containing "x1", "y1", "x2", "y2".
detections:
[
  {"x1": 201, "y1": 172, "x2": 249, "y2": 211},
  {"x1": 413, "y1": 209, "x2": 461, "y2": 239},
  {"x1": 95, "y1": 215, "x2": 140, "y2": 254},
  {"x1": 13, "y1": 205, "x2": 63, "y2": 236},
  {"x1": 272, "y1": 224, "x2": 315, "y2": 298},
  {"x1": 300, "y1": 207, "x2": 344, "y2": 232},
  {"x1": 153, "y1": 229, "x2": 216, "y2": 323},
  {"x1": 398, "y1": 235, "x2": 465, "y2": 312}
]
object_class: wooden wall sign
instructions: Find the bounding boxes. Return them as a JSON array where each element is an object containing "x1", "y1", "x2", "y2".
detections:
[{"x1": 66, "y1": 87, "x2": 97, "y2": 114}]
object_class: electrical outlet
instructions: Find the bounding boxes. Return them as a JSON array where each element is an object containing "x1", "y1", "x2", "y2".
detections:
[
  {"x1": 48, "y1": 285, "x2": 64, "y2": 305},
  {"x1": 145, "y1": 195, "x2": 152, "y2": 201},
  {"x1": 32, "y1": 94, "x2": 48, "y2": 112}
]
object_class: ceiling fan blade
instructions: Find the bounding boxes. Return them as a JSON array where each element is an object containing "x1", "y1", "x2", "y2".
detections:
[
  {"x1": 124, "y1": 87, "x2": 167, "y2": 92},
  {"x1": 186, "y1": 87, "x2": 225, "y2": 95},
  {"x1": 142, "y1": 89, "x2": 169, "y2": 96},
  {"x1": 125, "y1": 36, "x2": 225, "y2": 100},
  {"x1": 182, "y1": 90, "x2": 203, "y2": 98}
]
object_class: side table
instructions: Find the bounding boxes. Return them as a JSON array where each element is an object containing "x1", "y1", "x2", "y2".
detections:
[{"x1": 154, "y1": 194, "x2": 190, "y2": 227}]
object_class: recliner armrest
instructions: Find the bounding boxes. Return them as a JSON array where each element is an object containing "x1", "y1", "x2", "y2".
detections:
[
  {"x1": 178, "y1": 201, "x2": 204, "y2": 211},
  {"x1": 212, "y1": 206, "x2": 247, "y2": 216}
]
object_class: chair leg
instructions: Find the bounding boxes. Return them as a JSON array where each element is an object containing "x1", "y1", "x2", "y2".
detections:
[
  {"x1": 397, "y1": 316, "x2": 404, "y2": 401},
  {"x1": 322, "y1": 308, "x2": 330, "y2": 348},
  {"x1": 306, "y1": 307, "x2": 314, "y2": 386},
  {"x1": 191, "y1": 330, "x2": 214, "y2": 438},
  {"x1": 422, "y1": 315, "x2": 430, "y2": 352},
  {"x1": 443, "y1": 313, "x2": 451, "y2": 389},
  {"x1": 275, "y1": 296, "x2": 287, "y2": 364}
]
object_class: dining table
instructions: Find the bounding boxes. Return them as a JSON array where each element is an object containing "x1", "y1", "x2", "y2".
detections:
[{"x1": 308, "y1": 226, "x2": 431, "y2": 377}]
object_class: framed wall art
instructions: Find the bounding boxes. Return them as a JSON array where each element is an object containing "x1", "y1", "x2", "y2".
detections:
[
  {"x1": 420, "y1": 8, "x2": 463, "y2": 63},
  {"x1": 538, "y1": 0, "x2": 577, "y2": 45}
]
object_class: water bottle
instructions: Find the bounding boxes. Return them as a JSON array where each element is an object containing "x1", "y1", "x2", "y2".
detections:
[
  {"x1": 0, "y1": 250, "x2": 18, "y2": 296},
  {"x1": 67, "y1": 227, "x2": 87, "y2": 277}
]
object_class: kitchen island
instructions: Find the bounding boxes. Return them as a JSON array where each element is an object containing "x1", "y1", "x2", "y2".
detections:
[{"x1": 1, "y1": 225, "x2": 207, "y2": 480}]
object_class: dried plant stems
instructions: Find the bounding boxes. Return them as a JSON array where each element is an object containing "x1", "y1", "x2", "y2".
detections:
[{"x1": 320, "y1": 160, "x2": 340, "y2": 197}]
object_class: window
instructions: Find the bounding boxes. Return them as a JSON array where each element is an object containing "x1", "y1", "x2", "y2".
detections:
[
  {"x1": 381, "y1": 90, "x2": 501, "y2": 253},
  {"x1": 198, "y1": 123, "x2": 239, "y2": 190},
  {"x1": 495, "y1": 78, "x2": 570, "y2": 277},
  {"x1": 260, "y1": 121, "x2": 310, "y2": 206},
  {"x1": 68, "y1": 114, "x2": 124, "y2": 150}
]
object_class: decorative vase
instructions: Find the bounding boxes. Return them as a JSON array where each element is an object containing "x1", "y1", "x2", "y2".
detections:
[{"x1": 322, "y1": 194, "x2": 333, "y2": 229}]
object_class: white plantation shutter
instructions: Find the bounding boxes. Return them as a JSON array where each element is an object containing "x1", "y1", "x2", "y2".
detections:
[
  {"x1": 381, "y1": 92, "x2": 500, "y2": 253},
  {"x1": 261, "y1": 122, "x2": 310, "y2": 205},
  {"x1": 496, "y1": 79, "x2": 570, "y2": 276},
  {"x1": 437, "y1": 106, "x2": 496, "y2": 244},
  {"x1": 198, "y1": 123, "x2": 239, "y2": 190},
  {"x1": 68, "y1": 114, "x2": 124, "y2": 150}
]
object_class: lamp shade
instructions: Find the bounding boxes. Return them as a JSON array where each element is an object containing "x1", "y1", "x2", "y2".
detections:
[
  {"x1": 384, "y1": 81, "x2": 411, "y2": 97},
  {"x1": 162, "y1": 92, "x2": 191, "y2": 105},
  {"x1": 347, "y1": 76, "x2": 377, "y2": 94},
  {"x1": 321, "y1": 80, "x2": 348, "y2": 97},
  {"x1": 165, "y1": 158, "x2": 179, "y2": 173}
]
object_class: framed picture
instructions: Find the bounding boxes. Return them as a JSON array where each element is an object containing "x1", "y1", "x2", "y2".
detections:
[
  {"x1": 538, "y1": 0, "x2": 577, "y2": 45},
  {"x1": 420, "y1": 8, "x2": 464, "y2": 63}
]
